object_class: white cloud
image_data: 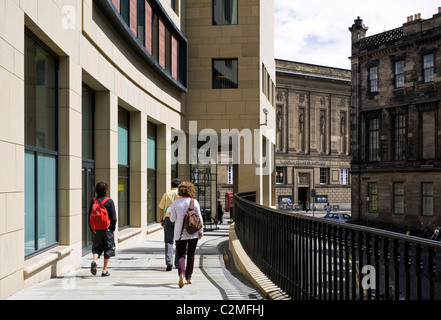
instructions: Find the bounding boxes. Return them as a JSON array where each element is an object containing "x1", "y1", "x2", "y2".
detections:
[{"x1": 275, "y1": 0, "x2": 441, "y2": 69}]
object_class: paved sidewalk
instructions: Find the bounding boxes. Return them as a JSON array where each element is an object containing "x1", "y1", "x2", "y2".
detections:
[{"x1": 7, "y1": 222, "x2": 263, "y2": 300}]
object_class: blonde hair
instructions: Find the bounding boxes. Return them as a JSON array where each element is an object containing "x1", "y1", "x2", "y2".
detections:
[{"x1": 178, "y1": 181, "x2": 195, "y2": 198}]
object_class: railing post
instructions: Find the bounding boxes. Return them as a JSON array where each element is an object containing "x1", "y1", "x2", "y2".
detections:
[
  {"x1": 415, "y1": 244, "x2": 422, "y2": 300},
  {"x1": 428, "y1": 247, "x2": 436, "y2": 300},
  {"x1": 393, "y1": 239, "x2": 401, "y2": 300},
  {"x1": 383, "y1": 237, "x2": 390, "y2": 300}
]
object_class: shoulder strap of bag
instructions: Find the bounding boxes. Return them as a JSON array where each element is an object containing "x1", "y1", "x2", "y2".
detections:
[
  {"x1": 100, "y1": 197, "x2": 110, "y2": 206},
  {"x1": 178, "y1": 198, "x2": 194, "y2": 241}
]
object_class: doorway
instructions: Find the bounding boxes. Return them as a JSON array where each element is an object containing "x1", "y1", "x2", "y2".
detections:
[{"x1": 298, "y1": 187, "x2": 309, "y2": 210}]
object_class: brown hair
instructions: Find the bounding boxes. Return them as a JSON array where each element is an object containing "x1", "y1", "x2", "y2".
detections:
[
  {"x1": 178, "y1": 181, "x2": 195, "y2": 198},
  {"x1": 95, "y1": 182, "x2": 108, "y2": 198}
]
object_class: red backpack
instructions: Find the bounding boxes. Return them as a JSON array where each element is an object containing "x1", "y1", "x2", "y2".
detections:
[{"x1": 90, "y1": 197, "x2": 111, "y2": 233}]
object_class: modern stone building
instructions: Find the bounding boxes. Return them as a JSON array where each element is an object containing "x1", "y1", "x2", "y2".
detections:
[
  {"x1": 349, "y1": 10, "x2": 441, "y2": 229},
  {"x1": 0, "y1": 0, "x2": 275, "y2": 299},
  {"x1": 275, "y1": 59, "x2": 352, "y2": 212}
]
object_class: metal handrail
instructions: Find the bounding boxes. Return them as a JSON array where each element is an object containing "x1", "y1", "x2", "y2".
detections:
[{"x1": 234, "y1": 192, "x2": 441, "y2": 300}]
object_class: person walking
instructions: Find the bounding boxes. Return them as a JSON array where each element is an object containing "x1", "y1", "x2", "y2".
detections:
[
  {"x1": 326, "y1": 202, "x2": 332, "y2": 215},
  {"x1": 88, "y1": 182, "x2": 117, "y2": 277},
  {"x1": 169, "y1": 181, "x2": 204, "y2": 288},
  {"x1": 217, "y1": 200, "x2": 224, "y2": 225},
  {"x1": 158, "y1": 178, "x2": 181, "y2": 271}
]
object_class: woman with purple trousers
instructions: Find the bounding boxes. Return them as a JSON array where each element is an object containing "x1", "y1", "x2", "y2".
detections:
[{"x1": 170, "y1": 181, "x2": 204, "y2": 288}]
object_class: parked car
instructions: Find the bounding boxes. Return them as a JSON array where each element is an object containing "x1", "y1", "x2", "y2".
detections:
[{"x1": 323, "y1": 212, "x2": 352, "y2": 223}]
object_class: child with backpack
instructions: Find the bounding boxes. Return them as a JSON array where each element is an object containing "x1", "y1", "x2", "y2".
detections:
[
  {"x1": 88, "y1": 182, "x2": 117, "y2": 277},
  {"x1": 169, "y1": 181, "x2": 204, "y2": 288}
]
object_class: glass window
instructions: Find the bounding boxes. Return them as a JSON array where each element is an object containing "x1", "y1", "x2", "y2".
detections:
[
  {"x1": 212, "y1": 59, "x2": 238, "y2": 89},
  {"x1": 395, "y1": 60, "x2": 404, "y2": 88},
  {"x1": 422, "y1": 182, "x2": 433, "y2": 216},
  {"x1": 118, "y1": 108, "x2": 129, "y2": 166},
  {"x1": 120, "y1": 0, "x2": 130, "y2": 25},
  {"x1": 147, "y1": 122, "x2": 157, "y2": 223},
  {"x1": 393, "y1": 182, "x2": 404, "y2": 215},
  {"x1": 82, "y1": 85, "x2": 95, "y2": 160},
  {"x1": 340, "y1": 168, "x2": 349, "y2": 185},
  {"x1": 213, "y1": 0, "x2": 238, "y2": 25},
  {"x1": 368, "y1": 182, "x2": 378, "y2": 213},
  {"x1": 24, "y1": 32, "x2": 59, "y2": 257},
  {"x1": 320, "y1": 168, "x2": 329, "y2": 185},
  {"x1": 369, "y1": 66, "x2": 378, "y2": 93},
  {"x1": 118, "y1": 108, "x2": 130, "y2": 228},
  {"x1": 368, "y1": 118, "x2": 380, "y2": 161},
  {"x1": 275, "y1": 167, "x2": 286, "y2": 184},
  {"x1": 25, "y1": 35, "x2": 57, "y2": 151},
  {"x1": 24, "y1": 151, "x2": 36, "y2": 256},
  {"x1": 171, "y1": 0, "x2": 179, "y2": 14},
  {"x1": 424, "y1": 54, "x2": 434, "y2": 83},
  {"x1": 82, "y1": 84, "x2": 95, "y2": 248},
  {"x1": 137, "y1": 0, "x2": 145, "y2": 45},
  {"x1": 394, "y1": 114, "x2": 406, "y2": 160}
]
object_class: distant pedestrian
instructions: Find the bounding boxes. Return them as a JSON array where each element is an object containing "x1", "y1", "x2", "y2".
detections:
[
  {"x1": 170, "y1": 182, "x2": 204, "y2": 288},
  {"x1": 88, "y1": 182, "x2": 117, "y2": 277},
  {"x1": 217, "y1": 200, "x2": 224, "y2": 224},
  {"x1": 326, "y1": 202, "x2": 332, "y2": 215},
  {"x1": 158, "y1": 178, "x2": 181, "y2": 271}
]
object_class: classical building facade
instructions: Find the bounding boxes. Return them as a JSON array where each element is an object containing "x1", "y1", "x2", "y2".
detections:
[
  {"x1": 349, "y1": 10, "x2": 441, "y2": 229},
  {"x1": 275, "y1": 60, "x2": 352, "y2": 212},
  {"x1": 0, "y1": 0, "x2": 274, "y2": 299}
]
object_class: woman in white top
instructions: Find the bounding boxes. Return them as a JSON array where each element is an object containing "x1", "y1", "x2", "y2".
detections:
[{"x1": 170, "y1": 181, "x2": 204, "y2": 288}]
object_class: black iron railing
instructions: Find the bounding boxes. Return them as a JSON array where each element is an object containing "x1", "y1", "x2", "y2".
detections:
[{"x1": 234, "y1": 193, "x2": 441, "y2": 300}]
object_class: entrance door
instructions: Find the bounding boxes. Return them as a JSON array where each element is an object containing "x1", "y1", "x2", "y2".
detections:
[
  {"x1": 298, "y1": 187, "x2": 309, "y2": 210},
  {"x1": 82, "y1": 162, "x2": 95, "y2": 249}
]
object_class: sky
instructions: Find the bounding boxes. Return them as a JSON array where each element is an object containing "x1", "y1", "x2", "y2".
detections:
[{"x1": 274, "y1": 0, "x2": 441, "y2": 70}]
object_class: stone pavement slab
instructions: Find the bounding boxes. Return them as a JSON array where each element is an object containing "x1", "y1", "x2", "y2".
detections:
[{"x1": 7, "y1": 223, "x2": 263, "y2": 301}]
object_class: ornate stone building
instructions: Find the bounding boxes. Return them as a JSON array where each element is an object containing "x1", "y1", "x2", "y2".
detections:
[
  {"x1": 275, "y1": 60, "x2": 352, "y2": 212},
  {"x1": 349, "y1": 10, "x2": 441, "y2": 229}
]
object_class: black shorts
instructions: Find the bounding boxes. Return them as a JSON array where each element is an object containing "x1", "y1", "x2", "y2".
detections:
[{"x1": 92, "y1": 229, "x2": 116, "y2": 259}]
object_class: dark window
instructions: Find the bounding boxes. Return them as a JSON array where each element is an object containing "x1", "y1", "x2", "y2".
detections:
[
  {"x1": 423, "y1": 54, "x2": 434, "y2": 83},
  {"x1": 24, "y1": 31, "x2": 59, "y2": 257},
  {"x1": 213, "y1": 0, "x2": 238, "y2": 25},
  {"x1": 395, "y1": 60, "x2": 404, "y2": 88},
  {"x1": 422, "y1": 182, "x2": 434, "y2": 216},
  {"x1": 275, "y1": 167, "x2": 286, "y2": 184},
  {"x1": 120, "y1": 0, "x2": 130, "y2": 25},
  {"x1": 368, "y1": 118, "x2": 380, "y2": 161},
  {"x1": 369, "y1": 66, "x2": 378, "y2": 92},
  {"x1": 393, "y1": 182, "x2": 404, "y2": 215},
  {"x1": 368, "y1": 182, "x2": 378, "y2": 213},
  {"x1": 137, "y1": 0, "x2": 145, "y2": 45},
  {"x1": 212, "y1": 59, "x2": 238, "y2": 89},
  {"x1": 394, "y1": 114, "x2": 406, "y2": 160}
]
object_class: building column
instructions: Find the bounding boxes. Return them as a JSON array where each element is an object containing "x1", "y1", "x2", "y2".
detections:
[
  {"x1": 129, "y1": 111, "x2": 147, "y2": 227},
  {"x1": 94, "y1": 91, "x2": 119, "y2": 230}
]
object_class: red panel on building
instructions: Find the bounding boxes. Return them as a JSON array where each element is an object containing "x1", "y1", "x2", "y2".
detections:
[
  {"x1": 159, "y1": 19, "x2": 165, "y2": 68},
  {"x1": 112, "y1": 0, "x2": 120, "y2": 12},
  {"x1": 130, "y1": 0, "x2": 137, "y2": 36},
  {"x1": 145, "y1": 0, "x2": 152, "y2": 54},
  {"x1": 172, "y1": 35, "x2": 178, "y2": 80}
]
